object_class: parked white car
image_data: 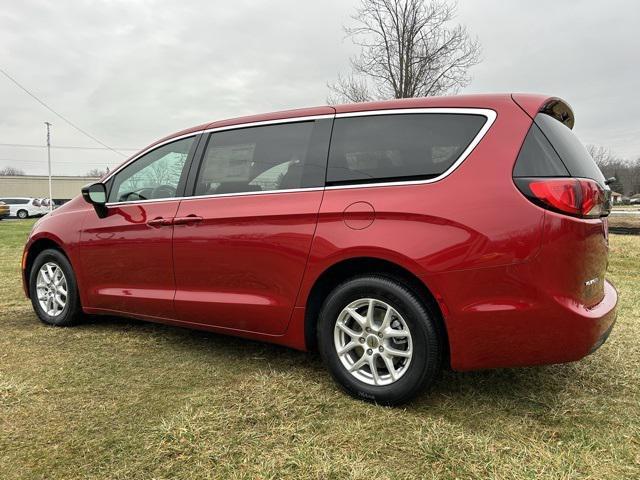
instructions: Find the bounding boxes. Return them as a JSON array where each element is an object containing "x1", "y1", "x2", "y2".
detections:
[
  {"x1": 0, "y1": 197, "x2": 44, "y2": 218},
  {"x1": 37, "y1": 197, "x2": 54, "y2": 215}
]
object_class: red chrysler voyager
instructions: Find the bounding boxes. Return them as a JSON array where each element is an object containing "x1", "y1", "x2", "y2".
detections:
[{"x1": 22, "y1": 94, "x2": 617, "y2": 404}]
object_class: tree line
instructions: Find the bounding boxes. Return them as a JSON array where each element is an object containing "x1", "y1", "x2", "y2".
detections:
[{"x1": 587, "y1": 145, "x2": 640, "y2": 197}]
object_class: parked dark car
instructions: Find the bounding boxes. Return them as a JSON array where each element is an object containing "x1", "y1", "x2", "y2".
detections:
[{"x1": 22, "y1": 94, "x2": 617, "y2": 404}]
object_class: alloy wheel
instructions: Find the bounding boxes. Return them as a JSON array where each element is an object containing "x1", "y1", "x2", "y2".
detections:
[
  {"x1": 333, "y1": 298, "x2": 413, "y2": 386},
  {"x1": 36, "y1": 262, "x2": 68, "y2": 317}
]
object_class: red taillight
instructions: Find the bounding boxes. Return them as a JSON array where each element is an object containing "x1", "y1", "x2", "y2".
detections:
[{"x1": 515, "y1": 178, "x2": 609, "y2": 218}]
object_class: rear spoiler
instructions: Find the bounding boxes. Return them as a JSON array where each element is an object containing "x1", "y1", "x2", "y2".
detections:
[{"x1": 511, "y1": 94, "x2": 575, "y2": 129}]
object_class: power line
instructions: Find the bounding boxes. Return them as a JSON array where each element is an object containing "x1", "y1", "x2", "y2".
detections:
[
  {"x1": 0, "y1": 142, "x2": 139, "y2": 151},
  {"x1": 0, "y1": 158, "x2": 120, "y2": 165},
  {"x1": 0, "y1": 67, "x2": 128, "y2": 157}
]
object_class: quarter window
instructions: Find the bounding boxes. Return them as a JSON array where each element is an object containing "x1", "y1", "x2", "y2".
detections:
[
  {"x1": 327, "y1": 114, "x2": 487, "y2": 185},
  {"x1": 513, "y1": 121, "x2": 569, "y2": 177},
  {"x1": 194, "y1": 121, "x2": 328, "y2": 196},
  {"x1": 108, "y1": 137, "x2": 195, "y2": 203}
]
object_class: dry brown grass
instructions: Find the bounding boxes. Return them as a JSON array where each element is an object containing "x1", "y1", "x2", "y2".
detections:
[{"x1": 1, "y1": 220, "x2": 639, "y2": 479}]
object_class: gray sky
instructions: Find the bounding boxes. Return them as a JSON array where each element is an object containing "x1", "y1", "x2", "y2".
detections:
[{"x1": 1, "y1": 0, "x2": 638, "y2": 176}]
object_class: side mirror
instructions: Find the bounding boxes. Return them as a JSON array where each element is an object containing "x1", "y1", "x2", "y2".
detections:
[{"x1": 81, "y1": 183, "x2": 108, "y2": 218}]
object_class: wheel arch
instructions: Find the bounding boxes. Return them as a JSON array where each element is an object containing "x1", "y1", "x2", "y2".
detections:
[
  {"x1": 24, "y1": 237, "x2": 72, "y2": 298},
  {"x1": 303, "y1": 256, "x2": 450, "y2": 363}
]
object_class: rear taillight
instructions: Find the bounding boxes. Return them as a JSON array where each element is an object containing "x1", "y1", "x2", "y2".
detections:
[{"x1": 514, "y1": 178, "x2": 610, "y2": 218}]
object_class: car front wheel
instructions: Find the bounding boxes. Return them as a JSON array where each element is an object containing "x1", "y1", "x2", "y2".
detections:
[
  {"x1": 17, "y1": 209, "x2": 28, "y2": 219},
  {"x1": 29, "y1": 249, "x2": 82, "y2": 326},
  {"x1": 318, "y1": 275, "x2": 442, "y2": 405}
]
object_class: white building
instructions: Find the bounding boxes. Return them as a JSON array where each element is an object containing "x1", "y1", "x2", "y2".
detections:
[{"x1": 0, "y1": 175, "x2": 99, "y2": 203}]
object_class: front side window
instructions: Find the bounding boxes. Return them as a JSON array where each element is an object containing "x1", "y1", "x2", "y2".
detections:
[
  {"x1": 327, "y1": 113, "x2": 487, "y2": 185},
  {"x1": 108, "y1": 137, "x2": 195, "y2": 202},
  {"x1": 194, "y1": 121, "x2": 327, "y2": 196}
]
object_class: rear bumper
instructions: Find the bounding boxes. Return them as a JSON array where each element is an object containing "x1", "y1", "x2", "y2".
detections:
[
  {"x1": 560, "y1": 279, "x2": 618, "y2": 357},
  {"x1": 589, "y1": 315, "x2": 616, "y2": 355},
  {"x1": 429, "y1": 268, "x2": 618, "y2": 371}
]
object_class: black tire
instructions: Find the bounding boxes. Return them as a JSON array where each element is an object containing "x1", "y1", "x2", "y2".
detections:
[
  {"x1": 29, "y1": 249, "x2": 83, "y2": 327},
  {"x1": 318, "y1": 275, "x2": 442, "y2": 405},
  {"x1": 17, "y1": 210, "x2": 28, "y2": 219}
]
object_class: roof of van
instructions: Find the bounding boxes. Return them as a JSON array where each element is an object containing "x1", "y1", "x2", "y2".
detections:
[{"x1": 130, "y1": 93, "x2": 571, "y2": 162}]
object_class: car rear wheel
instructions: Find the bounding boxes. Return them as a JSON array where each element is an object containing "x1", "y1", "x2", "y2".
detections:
[
  {"x1": 17, "y1": 209, "x2": 28, "y2": 219},
  {"x1": 318, "y1": 275, "x2": 442, "y2": 405},
  {"x1": 29, "y1": 249, "x2": 82, "y2": 326}
]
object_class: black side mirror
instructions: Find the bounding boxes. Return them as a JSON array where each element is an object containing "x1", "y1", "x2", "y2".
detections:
[{"x1": 81, "y1": 183, "x2": 108, "y2": 218}]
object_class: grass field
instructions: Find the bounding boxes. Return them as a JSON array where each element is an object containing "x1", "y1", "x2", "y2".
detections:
[{"x1": 1, "y1": 220, "x2": 639, "y2": 479}]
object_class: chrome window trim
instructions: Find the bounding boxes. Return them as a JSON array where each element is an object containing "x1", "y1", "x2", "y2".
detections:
[
  {"x1": 105, "y1": 186, "x2": 324, "y2": 207},
  {"x1": 201, "y1": 114, "x2": 334, "y2": 134},
  {"x1": 102, "y1": 108, "x2": 495, "y2": 206}
]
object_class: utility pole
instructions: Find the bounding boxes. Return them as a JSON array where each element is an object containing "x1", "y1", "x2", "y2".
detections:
[{"x1": 45, "y1": 122, "x2": 53, "y2": 212}]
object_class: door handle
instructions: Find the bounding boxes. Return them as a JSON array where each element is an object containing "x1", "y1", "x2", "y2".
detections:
[
  {"x1": 146, "y1": 217, "x2": 172, "y2": 227},
  {"x1": 173, "y1": 215, "x2": 203, "y2": 226}
]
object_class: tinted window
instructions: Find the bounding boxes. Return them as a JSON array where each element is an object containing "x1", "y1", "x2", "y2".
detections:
[
  {"x1": 108, "y1": 137, "x2": 194, "y2": 202},
  {"x1": 326, "y1": 114, "x2": 486, "y2": 185},
  {"x1": 194, "y1": 120, "x2": 329, "y2": 196},
  {"x1": 7, "y1": 199, "x2": 29, "y2": 204},
  {"x1": 513, "y1": 123, "x2": 569, "y2": 177},
  {"x1": 535, "y1": 114, "x2": 606, "y2": 184}
]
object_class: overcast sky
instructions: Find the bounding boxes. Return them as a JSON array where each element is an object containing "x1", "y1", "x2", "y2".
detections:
[{"x1": 1, "y1": 0, "x2": 639, "y2": 176}]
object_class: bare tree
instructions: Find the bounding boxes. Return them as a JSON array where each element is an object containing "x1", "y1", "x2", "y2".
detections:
[
  {"x1": 0, "y1": 166, "x2": 26, "y2": 176},
  {"x1": 587, "y1": 145, "x2": 617, "y2": 166},
  {"x1": 85, "y1": 168, "x2": 107, "y2": 177},
  {"x1": 329, "y1": 0, "x2": 481, "y2": 103}
]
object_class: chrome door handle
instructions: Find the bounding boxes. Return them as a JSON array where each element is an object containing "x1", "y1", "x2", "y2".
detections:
[
  {"x1": 146, "y1": 217, "x2": 172, "y2": 227},
  {"x1": 173, "y1": 215, "x2": 203, "y2": 226}
]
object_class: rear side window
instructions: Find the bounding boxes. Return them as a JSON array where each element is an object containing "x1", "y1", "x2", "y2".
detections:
[
  {"x1": 194, "y1": 120, "x2": 331, "y2": 196},
  {"x1": 535, "y1": 114, "x2": 605, "y2": 184},
  {"x1": 326, "y1": 113, "x2": 487, "y2": 185},
  {"x1": 514, "y1": 113, "x2": 605, "y2": 185}
]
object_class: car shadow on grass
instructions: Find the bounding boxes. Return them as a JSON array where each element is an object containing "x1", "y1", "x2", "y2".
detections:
[{"x1": 77, "y1": 313, "x2": 618, "y2": 416}]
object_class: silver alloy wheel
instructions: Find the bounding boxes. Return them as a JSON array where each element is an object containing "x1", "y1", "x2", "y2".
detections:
[
  {"x1": 36, "y1": 262, "x2": 68, "y2": 317},
  {"x1": 334, "y1": 298, "x2": 413, "y2": 386}
]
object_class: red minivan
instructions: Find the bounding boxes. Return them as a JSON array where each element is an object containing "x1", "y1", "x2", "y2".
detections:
[{"x1": 22, "y1": 94, "x2": 617, "y2": 404}]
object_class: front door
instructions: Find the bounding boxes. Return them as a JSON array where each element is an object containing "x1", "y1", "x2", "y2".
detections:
[
  {"x1": 78, "y1": 135, "x2": 198, "y2": 319},
  {"x1": 172, "y1": 116, "x2": 333, "y2": 334}
]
